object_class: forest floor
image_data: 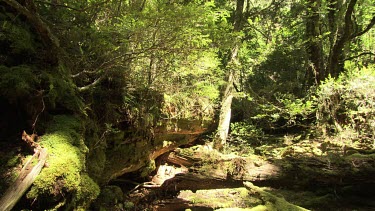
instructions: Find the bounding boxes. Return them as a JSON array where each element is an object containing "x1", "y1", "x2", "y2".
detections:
[
  {"x1": 124, "y1": 133, "x2": 375, "y2": 211},
  {"x1": 1, "y1": 131, "x2": 375, "y2": 210}
]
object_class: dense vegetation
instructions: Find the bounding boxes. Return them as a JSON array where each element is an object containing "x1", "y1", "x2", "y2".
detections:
[{"x1": 0, "y1": 0, "x2": 374, "y2": 210}]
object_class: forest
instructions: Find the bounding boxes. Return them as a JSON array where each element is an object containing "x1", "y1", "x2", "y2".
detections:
[{"x1": 0, "y1": 0, "x2": 374, "y2": 210}]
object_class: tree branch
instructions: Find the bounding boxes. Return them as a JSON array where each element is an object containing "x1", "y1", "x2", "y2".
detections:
[
  {"x1": 34, "y1": 0, "x2": 112, "y2": 12},
  {"x1": 344, "y1": 0, "x2": 357, "y2": 39},
  {"x1": 71, "y1": 69, "x2": 102, "y2": 78},
  {"x1": 78, "y1": 76, "x2": 105, "y2": 92},
  {"x1": 344, "y1": 51, "x2": 375, "y2": 61},
  {"x1": 351, "y1": 16, "x2": 375, "y2": 39}
]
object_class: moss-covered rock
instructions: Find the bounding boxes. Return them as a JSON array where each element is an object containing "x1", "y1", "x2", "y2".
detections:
[{"x1": 26, "y1": 115, "x2": 99, "y2": 210}]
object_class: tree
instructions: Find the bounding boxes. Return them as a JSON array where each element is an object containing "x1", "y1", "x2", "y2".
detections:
[
  {"x1": 305, "y1": 0, "x2": 325, "y2": 85},
  {"x1": 304, "y1": 0, "x2": 375, "y2": 84},
  {"x1": 214, "y1": 0, "x2": 245, "y2": 150}
]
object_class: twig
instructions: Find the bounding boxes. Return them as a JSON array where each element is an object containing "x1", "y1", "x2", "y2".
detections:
[{"x1": 32, "y1": 93, "x2": 45, "y2": 131}]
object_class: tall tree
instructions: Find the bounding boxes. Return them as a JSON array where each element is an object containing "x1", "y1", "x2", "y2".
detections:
[{"x1": 214, "y1": 0, "x2": 245, "y2": 150}]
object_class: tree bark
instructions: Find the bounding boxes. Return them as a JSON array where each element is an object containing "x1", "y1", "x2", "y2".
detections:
[
  {"x1": 214, "y1": 0, "x2": 245, "y2": 150},
  {"x1": 305, "y1": 0, "x2": 325, "y2": 85},
  {"x1": 327, "y1": 0, "x2": 358, "y2": 78}
]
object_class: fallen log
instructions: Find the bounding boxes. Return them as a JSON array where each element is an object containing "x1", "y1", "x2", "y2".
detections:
[
  {"x1": 0, "y1": 148, "x2": 48, "y2": 211},
  {"x1": 160, "y1": 173, "x2": 244, "y2": 192}
]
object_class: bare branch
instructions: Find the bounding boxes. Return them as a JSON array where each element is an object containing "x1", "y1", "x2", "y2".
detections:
[
  {"x1": 71, "y1": 69, "x2": 102, "y2": 78},
  {"x1": 78, "y1": 76, "x2": 105, "y2": 92},
  {"x1": 344, "y1": 51, "x2": 375, "y2": 61}
]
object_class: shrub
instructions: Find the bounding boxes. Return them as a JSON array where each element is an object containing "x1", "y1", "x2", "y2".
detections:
[{"x1": 316, "y1": 64, "x2": 375, "y2": 146}]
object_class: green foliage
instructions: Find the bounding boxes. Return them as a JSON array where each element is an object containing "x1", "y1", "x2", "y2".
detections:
[
  {"x1": 316, "y1": 64, "x2": 375, "y2": 145},
  {"x1": 140, "y1": 160, "x2": 156, "y2": 178},
  {"x1": 230, "y1": 121, "x2": 264, "y2": 147},
  {"x1": 236, "y1": 94, "x2": 315, "y2": 135},
  {"x1": 245, "y1": 45, "x2": 307, "y2": 99},
  {"x1": 41, "y1": 68, "x2": 83, "y2": 112},
  {"x1": 0, "y1": 14, "x2": 36, "y2": 57},
  {"x1": 27, "y1": 115, "x2": 98, "y2": 209}
]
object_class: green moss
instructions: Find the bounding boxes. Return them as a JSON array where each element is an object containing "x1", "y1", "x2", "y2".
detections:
[
  {"x1": 87, "y1": 147, "x2": 107, "y2": 181},
  {"x1": 6, "y1": 154, "x2": 20, "y2": 167},
  {"x1": 0, "y1": 65, "x2": 38, "y2": 103},
  {"x1": 27, "y1": 115, "x2": 99, "y2": 209},
  {"x1": 92, "y1": 185, "x2": 124, "y2": 209},
  {"x1": 40, "y1": 70, "x2": 84, "y2": 113},
  {"x1": 2, "y1": 21, "x2": 36, "y2": 54},
  {"x1": 75, "y1": 174, "x2": 101, "y2": 209},
  {"x1": 244, "y1": 182, "x2": 309, "y2": 211},
  {"x1": 124, "y1": 201, "x2": 135, "y2": 210},
  {"x1": 180, "y1": 188, "x2": 262, "y2": 209},
  {"x1": 346, "y1": 153, "x2": 375, "y2": 159},
  {"x1": 141, "y1": 160, "x2": 156, "y2": 177}
]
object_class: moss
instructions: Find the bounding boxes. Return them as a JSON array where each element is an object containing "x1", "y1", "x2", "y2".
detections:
[
  {"x1": 92, "y1": 185, "x2": 124, "y2": 209},
  {"x1": 0, "y1": 150, "x2": 22, "y2": 194},
  {"x1": 216, "y1": 208, "x2": 260, "y2": 211},
  {"x1": 87, "y1": 147, "x2": 107, "y2": 181},
  {"x1": 75, "y1": 174, "x2": 101, "y2": 209},
  {"x1": 0, "y1": 65, "x2": 38, "y2": 103},
  {"x1": 1, "y1": 20, "x2": 36, "y2": 54},
  {"x1": 346, "y1": 153, "x2": 375, "y2": 159},
  {"x1": 140, "y1": 160, "x2": 156, "y2": 177},
  {"x1": 124, "y1": 201, "x2": 135, "y2": 210},
  {"x1": 244, "y1": 182, "x2": 309, "y2": 211},
  {"x1": 40, "y1": 70, "x2": 84, "y2": 113},
  {"x1": 27, "y1": 115, "x2": 99, "y2": 209},
  {"x1": 179, "y1": 188, "x2": 262, "y2": 209}
]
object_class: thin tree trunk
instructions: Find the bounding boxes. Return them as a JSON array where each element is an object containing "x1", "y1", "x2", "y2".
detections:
[
  {"x1": 214, "y1": 67, "x2": 235, "y2": 150},
  {"x1": 214, "y1": 0, "x2": 244, "y2": 150},
  {"x1": 305, "y1": 0, "x2": 325, "y2": 85}
]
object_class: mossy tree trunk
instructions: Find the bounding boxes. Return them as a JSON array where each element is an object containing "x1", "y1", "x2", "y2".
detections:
[
  {"x1": 305, "y1": 0, "x2": 325, "y2": 85},
  {"x1": 3, "y1": 0, "x2": 61, "y2": 64}
]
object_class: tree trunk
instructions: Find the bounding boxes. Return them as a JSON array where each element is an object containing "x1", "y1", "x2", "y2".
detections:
[
  {"x1": 214, "y1": 0, "x2": 244, "y2": 150},
  {"x1": 3, "y1": 0, "x2": 61, "y2": 64},
  {"x1": 305, "y1": 0, "x2": 325, "y2": 85},
  {"x1": 214, "y1": 69, "x2": 234, "y2": 150}
]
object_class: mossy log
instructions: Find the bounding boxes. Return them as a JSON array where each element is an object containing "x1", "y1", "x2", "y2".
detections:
[
  {"x1": 150, "y1": 147, "x2": 375, "y2": 193},
  {"x1": 160, "y1": 173, "x2": 244, "y2": 193},
  {"x1": 0, "y1": 148, "x2": 48, "y2": 211},
  {"x1": 153, "y1": 198, "x2": 213, "y2": 211},
  {"x1": 102, "y1": 120, "x2": 208, "y2": 183},
  {"x1": 243, "y1": 182, "x2": 309, "y2": 211}
]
